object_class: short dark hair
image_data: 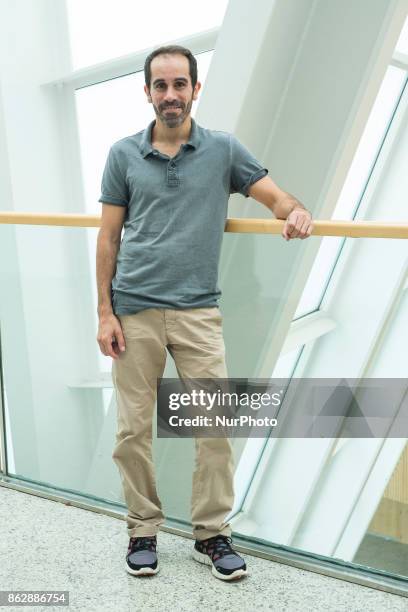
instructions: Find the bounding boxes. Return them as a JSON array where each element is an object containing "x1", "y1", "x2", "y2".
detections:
[{"x1": 144, "y1": 45, "x2": 198, "y2": 90}]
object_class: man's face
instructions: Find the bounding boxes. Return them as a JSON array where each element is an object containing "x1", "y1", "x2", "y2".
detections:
[{"x1": 144, "y1": 53, "x2": 201, "y2": 129}]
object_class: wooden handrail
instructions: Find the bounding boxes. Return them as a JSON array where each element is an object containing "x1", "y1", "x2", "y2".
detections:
[{"x1": 0, "y1": 211, "x2": 407, "y2": 238}]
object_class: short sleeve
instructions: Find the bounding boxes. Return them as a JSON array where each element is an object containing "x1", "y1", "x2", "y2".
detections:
[
  {"x1": 229, "y1": 134, "x2": 268, "y2": 198},
  {"x1": 98, "y1": 146, "x2": 129, "y2": 207}
]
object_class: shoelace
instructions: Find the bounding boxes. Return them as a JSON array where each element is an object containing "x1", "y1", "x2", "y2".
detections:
[
  {"x1": 202, "y1": 536, "x2": 235, "y2": 562},
  {"x1": 128, "y1": 536, "x2": 157, "y2": 554}
]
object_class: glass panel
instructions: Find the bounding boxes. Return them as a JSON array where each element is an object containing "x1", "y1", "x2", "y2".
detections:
[
  {"x1": 1, "y1": 225, "x2": 406, "y2": 582},
  {"x1": 294, "y1": 66, "x2": 407, "y2": 319},
  {"x1": 66, "y1": 0, "x2": 228, "y2": 69},
  {"x1": 0, "y1": 224, "x2": 118, "y2": 497}
]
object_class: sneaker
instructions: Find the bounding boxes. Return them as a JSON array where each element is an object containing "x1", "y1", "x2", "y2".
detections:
[
  {"x1": 193, "y1": 535, "x2": 248, "y2": 581},
  {"x1": 126, "y1": 535, "x2": 159, "y2": 576}
]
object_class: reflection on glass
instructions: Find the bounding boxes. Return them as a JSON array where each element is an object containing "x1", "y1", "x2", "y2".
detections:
[{"x1": 66, "y1": 0, "x2": 228, "y2": 69}]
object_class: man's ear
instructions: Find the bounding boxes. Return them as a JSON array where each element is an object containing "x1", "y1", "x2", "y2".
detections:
[
  {"x1": 144, "y1": 84, "x2": 152, "y2": 102},
  {"x1": 193, "y1": 81, "x2": 202, "y2": 101}
]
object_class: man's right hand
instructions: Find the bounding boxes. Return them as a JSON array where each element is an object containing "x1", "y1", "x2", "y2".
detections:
[{"x1": 97, "y1": 313, "x2": 126, "y2": 359}]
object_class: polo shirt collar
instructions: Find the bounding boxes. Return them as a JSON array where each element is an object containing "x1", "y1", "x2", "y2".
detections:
[{"x1": 140, "y1": 117, "x2": 199, "y2": 158}]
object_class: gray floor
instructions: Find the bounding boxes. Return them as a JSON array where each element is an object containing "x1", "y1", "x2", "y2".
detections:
[{"x1": 0, "y1": 486, "x2": 407, "y2": 612}]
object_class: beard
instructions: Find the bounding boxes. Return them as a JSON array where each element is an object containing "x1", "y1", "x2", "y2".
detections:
[{"x1": 153, "y1": 97, "x2": 193, "y2": 128}]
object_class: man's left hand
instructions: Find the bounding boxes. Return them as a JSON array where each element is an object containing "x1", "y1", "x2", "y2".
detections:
[{"x1": 282, "y1": 208, "x2": 313, "y2": 241}]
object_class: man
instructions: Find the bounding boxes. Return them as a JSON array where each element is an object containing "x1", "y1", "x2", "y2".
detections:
[{"x1": 96, "y1": 44, "x2": 313, "y2": 582}]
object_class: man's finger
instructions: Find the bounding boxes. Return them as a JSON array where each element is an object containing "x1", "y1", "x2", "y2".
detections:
[
  {"x1": 114, "y1": 327, "x2": 126, "y2": 352},
  {"x1": 304, "y1": 220, "x2": 314, "y2": 237},
  {"x1": 107, "y1": 337, "x2": 119, "y2": 359},
  {"x1": 99, "y1": 335, "x2": 119, "y2": 359},
  {"x1": 287, "y1": 221, "x2": 301, "y2": 239},
  {"x1": 283, "y1": 220, "x2": 296, "y2": 240},
  {"x1": 297, "y1": 218, "x2": 311, "y2": 238}
]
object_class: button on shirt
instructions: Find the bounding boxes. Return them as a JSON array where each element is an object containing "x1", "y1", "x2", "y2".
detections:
[{"x1": 99, "y1": 118, "x2": 268, "y2": 315}]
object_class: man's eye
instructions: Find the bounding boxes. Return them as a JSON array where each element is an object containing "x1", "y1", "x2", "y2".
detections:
[{"x1": 175, "y1": 82, "x2": 186, "y2": 87}]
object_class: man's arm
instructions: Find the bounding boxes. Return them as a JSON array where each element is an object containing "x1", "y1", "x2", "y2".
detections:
[
  {"x1": 96, "y1": 203, "x2": 127, "y2": 358},
  {"x1": 248, "y1": 176, "x2": 313, "y2": 241}
]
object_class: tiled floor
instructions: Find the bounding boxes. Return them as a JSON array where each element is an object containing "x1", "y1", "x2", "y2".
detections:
[{"x1": 0, "y1": 485, "x2": 406, "y2": 612}]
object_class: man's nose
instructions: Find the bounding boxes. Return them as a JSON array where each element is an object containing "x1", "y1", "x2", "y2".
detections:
[{"x1": 163, "y1": 87, "x2": 178, "y2": 101}]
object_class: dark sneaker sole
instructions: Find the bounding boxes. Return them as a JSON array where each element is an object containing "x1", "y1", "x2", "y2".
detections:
[
  {"x1": 192, "y1": 549, "x2": 248, "y2": 581},
  {"x1": 126, "y1": 563, "x2": 159, "y2": 576}
]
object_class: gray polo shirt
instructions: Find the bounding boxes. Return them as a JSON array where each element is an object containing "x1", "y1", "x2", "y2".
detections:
[{"x1": 99, "y1": 118, "x2": 268, "y2": 315}]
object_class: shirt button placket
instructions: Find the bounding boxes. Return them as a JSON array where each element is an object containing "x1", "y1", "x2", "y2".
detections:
[{"x1": 167, "y1": 160, "x2": 179, "y2": 187}]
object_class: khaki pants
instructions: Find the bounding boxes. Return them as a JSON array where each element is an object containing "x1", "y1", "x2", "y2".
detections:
[{"x1": 111, "y1": 307, "x2": 235, "y2": 540}]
